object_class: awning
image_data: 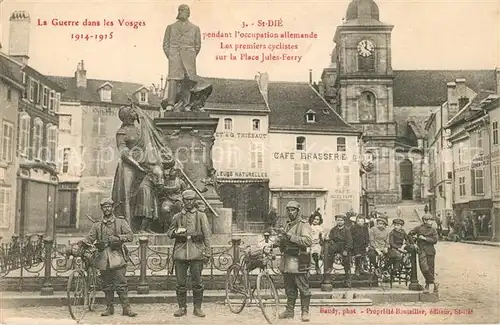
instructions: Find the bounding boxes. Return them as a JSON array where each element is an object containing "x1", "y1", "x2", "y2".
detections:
[{"x1": 217, "y1": 178, "x2": 269, "y2": 184}]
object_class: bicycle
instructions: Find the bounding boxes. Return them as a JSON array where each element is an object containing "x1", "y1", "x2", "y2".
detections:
[
  {"x1": 65, "y1": 242, "x2": 100, "y2": 322},
  {"x1": 225, "y1": 243, "x2": 280, "y2": 324}
]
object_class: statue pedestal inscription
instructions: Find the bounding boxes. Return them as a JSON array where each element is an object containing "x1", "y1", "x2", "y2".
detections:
[{"x1": 154, "y1": 112, "x2": 232, "y2": 240}]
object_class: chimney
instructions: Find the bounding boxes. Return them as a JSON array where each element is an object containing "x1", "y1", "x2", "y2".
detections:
[
  {"x1": 255, "y1": 72, "x2": 269, "y2": 105},
  {"x1": 455, "y1": 78, "x2": 466, "y2": 97},
  {"x1": 8, "y1": 11, "x2": 31, "y2": 65},
  {"x1": 447, "y1": 82, "x2": 458, "y2": 123},
  {"x1": 75, "y1": 60, "x2": 87, "y2": 88},
  {"x1": 309, "y1": 69, "x2": 313, "y2": 84},
  {"x1": 496, "y1": 67, "x2": 500, "y2": 95}
]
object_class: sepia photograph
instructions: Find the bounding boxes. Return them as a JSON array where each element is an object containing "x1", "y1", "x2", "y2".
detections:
[{"x1": 0, "y1": 0, "x2": 499, "y2": 324}]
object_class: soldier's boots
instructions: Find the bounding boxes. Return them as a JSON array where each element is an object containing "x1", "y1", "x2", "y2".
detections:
[
  {"x1": 101, "y1": 291, "x2": 114, "y2": 317},
  {"x1": 193, "y1": 288, "x2": 206, "y2": 317},
  {"x1": 279, "y1": 297, "x2": 296, "y2": 319},
  {"x1": 118, "y1": 292, "x2": 137, "y2": 317},
  {"x1": 301, "y1": 295, "x2": 311, "y2": 322},
  {"x1": 174, "y1": 290, "x2": 187, "y2": 317}
]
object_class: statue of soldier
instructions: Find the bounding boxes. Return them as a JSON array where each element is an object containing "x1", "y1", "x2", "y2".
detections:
[
  {"x1": 167, "y1": 189, "x2": 211, "y2": 318},
  {"x1": 79, "y1": 198, "x2": 137, "y2": 317},
  {"x1": 274, "y1": 201, "x2": 313, "y2": 322},
  {"x1": 159, "y1": 166, "x2": 188, "y2": 231}
]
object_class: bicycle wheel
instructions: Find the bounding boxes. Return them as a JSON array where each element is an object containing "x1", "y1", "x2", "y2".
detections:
[
  {"x1": 87, "y1": 267, "x2": 98, "y2": 311},
  {"x1": 67, "y1": 269, "x2": 88, "y2": 322},
  {"x1": 225, "y1": 264, "x2": 248, "y2": 314},
  {"x1": 256, "y1": 273, "x2": 279, "y2": 325}
]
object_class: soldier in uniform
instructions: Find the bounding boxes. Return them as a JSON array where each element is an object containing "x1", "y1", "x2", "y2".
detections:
[
  {"x1": 275, "y1": 200, "x2": 313, "y2": 322},
  {"x1": 167, "y1": 189, "x2": 211, "y2": 317},
  {"x1": 80, "y1": 198, "x2": 137, "y2": 317}
]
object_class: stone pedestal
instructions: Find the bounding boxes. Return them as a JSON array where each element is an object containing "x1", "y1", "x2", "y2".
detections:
[{"x1": 154, "y1": 112, "x2": 232, "y2": 237}]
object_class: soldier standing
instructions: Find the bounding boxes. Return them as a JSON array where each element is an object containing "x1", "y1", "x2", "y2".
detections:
[
  {"x1": 275, "y1": 200, "x2": 313, "y2": 322},
  {"x1": 167, "y1": 189, "x2": 211, "y2": 317},
  {"x1": 80, "y1": 198, "x2": 137, "y2": 317}
]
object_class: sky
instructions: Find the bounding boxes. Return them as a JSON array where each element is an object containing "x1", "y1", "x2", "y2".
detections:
[{"x1": 0, "y1": 0, "x2": 499, "y2": 86}]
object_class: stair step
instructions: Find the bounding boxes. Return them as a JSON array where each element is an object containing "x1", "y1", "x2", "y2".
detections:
[{"x1": 225, "y1": 298, "x2": 373, "y2": 306}]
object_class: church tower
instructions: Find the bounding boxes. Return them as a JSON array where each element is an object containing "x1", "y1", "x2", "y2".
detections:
[{"x1": 323, "y1": 0, "x2": 400, "y2": 204}]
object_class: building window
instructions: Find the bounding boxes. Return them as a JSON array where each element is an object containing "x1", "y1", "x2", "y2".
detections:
[
  {"x1": 59, "y1": 115, "x2": 72, "y2": 132},
  {"x1": 343, "y1": 165, "x2": 350, "y2": 186},
  {"x1": 0, "y1": 187, "x2": 12, "y2": 229},
  {"x1": 1, "y1": 121, "x2": 14, "y2": 162},
  {"x1": 493, "y1": 122, "x2": 498, "y2": 145},
  {"x1": 28, "y1": 78, "x2": 39, "y2": 103},
  {"x1": 358, "y1": 91, "x2": 376, "y2": 122},
  {"x1": 91, "y1": 149, "x2": 108, "y2": 176},
  {"x1": 46, "y1": 124, "x2": 57, "y2": 163},
  {"x1": 42, "y1": 87, "x2": 49, "y2": 108},
  {"x1": 18, "y1": 113, "x2": 30, "y2": 157},
  {"x1": 494, "y1": 165, "x2": 500, "y2": 192},
  {"x1": 224, "y1": 118, "x2": 233, "y2": 131},
  {"x1": 472, "y1": 168, "x2": 484, "y2": 195},
  {"x1": 296, "y1": 136, "x2": 306, "y2": 151},
  {"x1": 32, "y1": 118, "x2": 43, "y2": 160},
  {"x1": 139, "y1": 92, "x2": 148, "y2": 103},
  {"x1": 459, "y1": 176, "x2": 466, "y2": 197},
  {"x1": 92, "y1": 115, "x2": 106, "y2": 136},
  {"x1": 62, "y1": 148, "x2": 70, "y2": 174},
  {"x1": 100, "y1": 88, "x2": 112, "y2": 102},
  {"x1": 475, "y1": 129, "x2": 483, "y2": 157},
  {"x1": 7, "y1": 88, "x2": 11, "y2": 101},
  {"x1": 306, "y1": 111, "x2": 316, "y2": 123},
  {"x1": 337, "y1": 137, "x2": 346, "y2": 151},
  {"x1": 458, "y1": 143, "x2": 464, "y2": 164},
  {"x1": 294, "y1": 163, "x2": 310, "y2": 186},
  {"x1": 250, "y1": 142, "x2": 264, "y2": 169},
  {"x1": 252, "y1": 119, "x2": 260, "y2": 131},
  {"x1": 49, "y1": 91, "x2": 55, "y2": 112}
]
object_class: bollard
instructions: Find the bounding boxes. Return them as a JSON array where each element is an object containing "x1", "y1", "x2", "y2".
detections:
[
  {"x1": 136, "y1": 237, "x2": 150, "y2": 294},
  {"x1": 40, "y1": 237, "x2": 54, "y2": 296},
  {"x1": 320, "y1": 240, "x2": 333, "y2": 291},
  {"x1": 408, "y1": 246, "x2": 423, "y2": 291},
  {"x1": 231, "y1": 238, "x2": 241, "y2": 264}
]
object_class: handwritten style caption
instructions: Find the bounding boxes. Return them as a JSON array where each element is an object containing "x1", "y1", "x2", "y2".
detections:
[
  {"x1": 203, "y1": 18, "x2": 318, "y2": 63},
  {"x1": 36, "y1": 18, "x2": 146, "y2": 41},
  {"x1": 320, "y1": 307, "x2": 473, "y2": 316}
]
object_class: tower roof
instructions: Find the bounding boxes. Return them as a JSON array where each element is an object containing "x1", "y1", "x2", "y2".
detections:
[{"x1": 346, "y1": 0, "x2": 379, "y2": 21}]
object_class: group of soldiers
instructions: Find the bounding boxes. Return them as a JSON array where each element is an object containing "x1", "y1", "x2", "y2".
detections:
[{"x1": 80, "y1": 195, "x2": 438, "y2": 322}]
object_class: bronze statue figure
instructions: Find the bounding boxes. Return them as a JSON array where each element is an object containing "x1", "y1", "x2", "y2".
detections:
[{"x1": 161, "y1": 4, "x2": 213, "y2": 114}]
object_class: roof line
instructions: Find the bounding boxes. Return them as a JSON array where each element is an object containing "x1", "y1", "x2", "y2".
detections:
[
  {"x1": 307, "y1": 83, "x2": 352, "y2": 129},
  {"x1": 0, "y1": 75, "x2": 24, "y2": 90},
  {"x1": 446, "y1": 100, "x2": 472, "y2": 127},
  {"x1": 0, "y1": 52, "x2": 24, "y2": 67}
]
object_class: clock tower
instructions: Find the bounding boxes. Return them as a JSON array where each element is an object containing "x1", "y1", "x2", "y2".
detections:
[{"x1": 323, "y1": 0, "x2": 400, "y2": 204}]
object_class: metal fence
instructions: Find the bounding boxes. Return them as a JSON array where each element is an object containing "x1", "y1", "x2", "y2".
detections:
[{"x1": 0, "y1": 234, "x2": 421, "y2": 294}]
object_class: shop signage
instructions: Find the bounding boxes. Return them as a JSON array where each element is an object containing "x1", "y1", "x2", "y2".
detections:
[
  {"x1": 215, "y1": 132, "x2": 267, "y2": 139},
  {"x1": 216, "y1": 171, "x2": 268, "y2": 178},
  {"x1": 272, "y1": 152, "x2": 369, "y2": 162},
  {"x1": 330, "y1": 189, "x2": 353, "y2": 199}
]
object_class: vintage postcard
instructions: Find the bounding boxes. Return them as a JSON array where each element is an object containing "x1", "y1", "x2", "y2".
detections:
[{"x1": 0, "y1": 0, "x2": 499, "y2": 324}]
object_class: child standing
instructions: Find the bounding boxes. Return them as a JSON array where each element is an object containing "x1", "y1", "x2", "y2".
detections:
[
  {"x1": 388, "y1": 218, "x2": 409, "y2": 275},
  {"x1": 409, "y1": 214, "x2": 438, "y2": 293},
  {"x1": 350, "y1": 214, "x2": 370, "y2": 276},
  {"x1": 309, "y1": 214, "x2": 324, "y2": 274},
  {"x1": 327, "y1": 214, "x2": 353, "y2": 287},
  {"x1": 367, "y1": 216, "x2": 389, "y2": 272}
]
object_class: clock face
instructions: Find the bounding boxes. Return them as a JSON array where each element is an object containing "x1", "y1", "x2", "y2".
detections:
[{"x1": 357, "y1": 40, "x2": 375, "y2": 57}]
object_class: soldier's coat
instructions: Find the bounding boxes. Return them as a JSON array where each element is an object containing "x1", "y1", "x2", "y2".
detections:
[{"x1": 279, "y1": 216, "x2": 313, "y2": 273}]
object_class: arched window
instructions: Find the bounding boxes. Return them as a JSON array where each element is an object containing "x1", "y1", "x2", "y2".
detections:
[
  {"x1": 18, "y1": 113, "x2": 30, "y2": 157},
  {"x1": 46, "y1": 124, "x2": 57, "y2": 163},
  {"x1": 296, "y1": 136, "x2": 306, "y2": 151},
  {"x1": 358, "y1": 91, "x2": 376, "y2": 122},
  {"x1": 224, "y1": 118, "x2": 233, "y2": 131},
  {"x1": 32, "y1": 118, "x2": 43, "y2": 160}
]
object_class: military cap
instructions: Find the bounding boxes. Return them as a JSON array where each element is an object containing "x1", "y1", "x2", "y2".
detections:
[
  {"x1": 285, "y1": 200, "x2": 300, "y2": 209},
  {"x1": 182, "y1": 189, "x2": 196, "y2": 200},
  {"x1": 392, "y1": 218, "x2": 405, "y2": 226},
  {"x1": 100, "y1": 198, "x2": 114, "y2": 206},
  {"x1": 335, "y1": 214, "x2": 347, "y2": 220}
]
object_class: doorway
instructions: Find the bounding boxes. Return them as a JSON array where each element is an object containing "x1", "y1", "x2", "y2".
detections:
[{"x1": 400, "y1": 159, "x2": 414, "y2": 200}]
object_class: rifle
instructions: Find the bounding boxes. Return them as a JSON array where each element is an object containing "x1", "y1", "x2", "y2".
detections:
[{"x1": 128, "y1": 100, "x2": 219, "y2": 217}]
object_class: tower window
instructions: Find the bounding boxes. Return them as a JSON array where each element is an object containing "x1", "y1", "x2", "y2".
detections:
[{"x1": 358, "y1": 91, "x2": 376, "y2": 122}]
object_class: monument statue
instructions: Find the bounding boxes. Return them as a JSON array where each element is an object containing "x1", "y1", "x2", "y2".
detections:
[
  {"x1": 161, "y1": 4, "x2": 213, "y2": 113},
  {"x1": 111, "y1": 102, "x2": 214, "y2": 234}
]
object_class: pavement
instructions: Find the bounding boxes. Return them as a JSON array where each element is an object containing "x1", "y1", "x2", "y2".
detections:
[{"x1": 1, "y1": 241, "x2": 498, "y2": 324}]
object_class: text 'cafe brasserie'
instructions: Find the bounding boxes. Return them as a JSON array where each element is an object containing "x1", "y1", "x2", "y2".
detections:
[{"x1": 272, "y1": 151, "x2": 372, "y2": 162}]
